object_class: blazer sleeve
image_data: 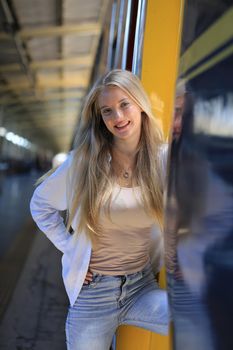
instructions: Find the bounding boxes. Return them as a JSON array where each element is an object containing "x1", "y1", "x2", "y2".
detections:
[{"x1": 30, "y1": 153, "x2": 73, "y2": 253}]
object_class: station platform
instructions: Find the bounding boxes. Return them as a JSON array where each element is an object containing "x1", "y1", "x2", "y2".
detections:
[
  {"x1": 0, "y1": 230, "x2": 68, "y2": 350},
  {"x1": 0, "y1": 171, "x2": 68, "y2": 350}
]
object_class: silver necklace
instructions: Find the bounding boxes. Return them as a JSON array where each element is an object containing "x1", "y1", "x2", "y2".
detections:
[
  {"x1": 123, "y1": 170, "x2": 130, "y2": 179},
  {"x1": 111, "y1": 153, "x2": 134, "y2": 180}
]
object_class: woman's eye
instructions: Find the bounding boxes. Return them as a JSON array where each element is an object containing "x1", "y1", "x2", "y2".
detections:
[
  {"x1": 102, "y1": 108, "x2": 111, "y2": 116},
  {"x1": 121, "y1": 101, "x2": 129, "y2": 108}
]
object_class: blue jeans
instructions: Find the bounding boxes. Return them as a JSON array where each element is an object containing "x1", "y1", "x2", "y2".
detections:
[{"x1": 65, "y1": 263, "x2": 169, "y2": 350}]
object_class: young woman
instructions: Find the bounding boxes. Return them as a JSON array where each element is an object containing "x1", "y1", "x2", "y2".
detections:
[{"x1": 30, "y1": 69, "x2": 169, "y2": 350}]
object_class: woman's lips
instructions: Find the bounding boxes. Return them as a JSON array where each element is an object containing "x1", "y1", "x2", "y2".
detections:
[{"x1": 114, "y1": 121, "x2": 130, "y2": 130}]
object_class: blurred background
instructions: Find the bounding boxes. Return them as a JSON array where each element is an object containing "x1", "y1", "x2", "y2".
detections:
[{"x1": 0, "y1": 0, "x2": 233, "y2": 350}]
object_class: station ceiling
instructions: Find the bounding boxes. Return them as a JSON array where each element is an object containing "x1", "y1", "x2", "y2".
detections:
[{"x1": 0, "y1": 0, "x2": 109, "y2": 153}]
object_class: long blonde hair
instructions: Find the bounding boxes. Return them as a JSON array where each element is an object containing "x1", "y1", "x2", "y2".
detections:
[{"x1": 66, "y1": 69, "x2": 164, "y2": 239}]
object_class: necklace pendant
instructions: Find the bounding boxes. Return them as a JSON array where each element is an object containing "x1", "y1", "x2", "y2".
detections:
[{"x1": 123, "y1": 171, "x2": 129, "y2": 179}]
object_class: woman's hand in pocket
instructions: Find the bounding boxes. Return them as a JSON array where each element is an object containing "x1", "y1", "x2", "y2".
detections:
[{"x1": 83, "y1": 270, "x2": 93, "y2": 285}]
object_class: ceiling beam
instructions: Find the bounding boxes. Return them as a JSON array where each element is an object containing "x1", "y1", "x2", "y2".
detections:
[
  {"x1": 0, "y1": 63, "x2": 21, "y2": 73},
  {"x1": 31, "y1": 56, "x2": 93, "y2": 70},
  {"x1": 0, "y1": 55, "x2": 93, "y2": 73},
  {"x1": 6, "y1": 112, "x2": 77, "y2": 121},
  {"x1": 0, "y1": 94, "x2": 82, "y2": 105},
  {"x1": 17, "y1": 120, "x2": 76, "y2": 129},
  {"x1": 21, "y1": 22, "x2": 101, "y2": 38},
  {"x1": 17, "y1": 107, "x2": 80, "y2": 115},
  {"x1": 0, "y1": 32, "x2": 9, "y2": 40},
  {"x1": 0, "y1": 81, "x2": 30, "y2": 92},
  {"x1": 0, "y1": 22, "x2": 101, "y2": 40},
  {"x1": 5, "y1": 103, "x2": 80, "y2": 113},
  {"x1": 5, "y1": 109, "x2": 79, "y2": 119},
  {"x1": 0, "y1": 77, "x2": 88, "y2": 93}
]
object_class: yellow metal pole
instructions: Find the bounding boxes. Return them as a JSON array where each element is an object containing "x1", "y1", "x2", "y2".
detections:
[{"x1": 141, "y1": 0, "x2": 184, "y2": 140}]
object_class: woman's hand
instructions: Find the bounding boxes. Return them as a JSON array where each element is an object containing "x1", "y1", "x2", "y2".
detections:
[{"x1": 83, "y1": 270, "x2": 93, "y2": 285}]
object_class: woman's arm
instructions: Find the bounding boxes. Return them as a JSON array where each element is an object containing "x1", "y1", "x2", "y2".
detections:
[{"x1": 30, "y1": 153, "x2": 73, "y2": 253}]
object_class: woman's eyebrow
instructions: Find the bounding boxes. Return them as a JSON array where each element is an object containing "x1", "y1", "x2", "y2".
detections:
[
  {"x1": 100, "y1": 98, "x2": 129, "y2": 110},
  {"x1": 100, "y1": 105, "x2": 109, "y2": 110}
]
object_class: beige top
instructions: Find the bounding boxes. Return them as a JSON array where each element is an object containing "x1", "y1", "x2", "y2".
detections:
[{"x1": 89, "y1": 185, "x2": 157, "y2": 275}]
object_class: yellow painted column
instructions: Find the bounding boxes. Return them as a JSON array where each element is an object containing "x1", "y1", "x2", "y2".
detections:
[
  {"x1": 141, "y1": 0, "x2": 184, "y2": 140},
  {"x1": 116, "y1": 0, "x2": 184, "y2": 349}
]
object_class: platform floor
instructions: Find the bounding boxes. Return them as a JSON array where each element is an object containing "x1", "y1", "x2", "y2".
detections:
[
  {"x1": 0, "y1": 171, "x2": 37, "y2": 258},
  {"x1": 0, "y1": 231, "x2": 68, "y2": 350},
  {"x1": 0, "y1": 171, "x2": 68, "y2": 350}
]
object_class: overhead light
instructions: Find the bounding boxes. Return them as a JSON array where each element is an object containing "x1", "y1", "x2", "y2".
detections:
[
  {"x1": 4, "y1": 129, "x2": 35, "y2": 150},
  {"x1": 52, "y1": 152, "x2": 68, "y2": 167},
  {"x1": 0, "y1": 127, "x2": 7, "y2": 137}
]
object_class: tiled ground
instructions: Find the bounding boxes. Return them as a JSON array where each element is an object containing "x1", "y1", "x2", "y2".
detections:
[
  {"x1": 0, "y1": 171, "x2": 68, "y2": 349},
  {"x1": 0, "y1": 232, "x2": 68, "y2": 350},
  {"x1": 0, "y1": 171, "x2": 38, "y2": 258}
]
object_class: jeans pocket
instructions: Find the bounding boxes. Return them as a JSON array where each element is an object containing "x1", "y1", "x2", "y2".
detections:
[{"x1": 85, "y1": 273, "x2": 103, "y2": 289}]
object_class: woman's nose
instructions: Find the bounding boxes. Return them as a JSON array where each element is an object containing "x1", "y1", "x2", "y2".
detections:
[{"x1": 112, "y1": 108, "x2": 123, "y2": 120}]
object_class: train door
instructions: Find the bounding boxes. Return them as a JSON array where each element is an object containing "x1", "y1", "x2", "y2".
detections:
[{"x1": 166, "y1": 2, "x2": 233, "y2": 349}]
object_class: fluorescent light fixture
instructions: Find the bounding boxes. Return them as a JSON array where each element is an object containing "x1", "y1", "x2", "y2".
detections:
[
  {"x1": 0, "y1": 127, "x2": 7, "y2": 137},
  {"x1": 52, "y1": 152, "x2": 68, "y2": 167},
  {"x1": 5, "y1": 130, "x2": 34, "y2": 150}
]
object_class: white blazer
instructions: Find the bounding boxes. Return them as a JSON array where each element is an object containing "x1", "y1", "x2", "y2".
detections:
[{"x1": 30, "y1": 146, "x2": 168, "y2": 306}]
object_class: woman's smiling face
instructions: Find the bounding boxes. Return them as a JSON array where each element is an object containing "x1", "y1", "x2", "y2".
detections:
[{"x1": 98, "y1": 86, "x2": 142, "y2": 142}]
